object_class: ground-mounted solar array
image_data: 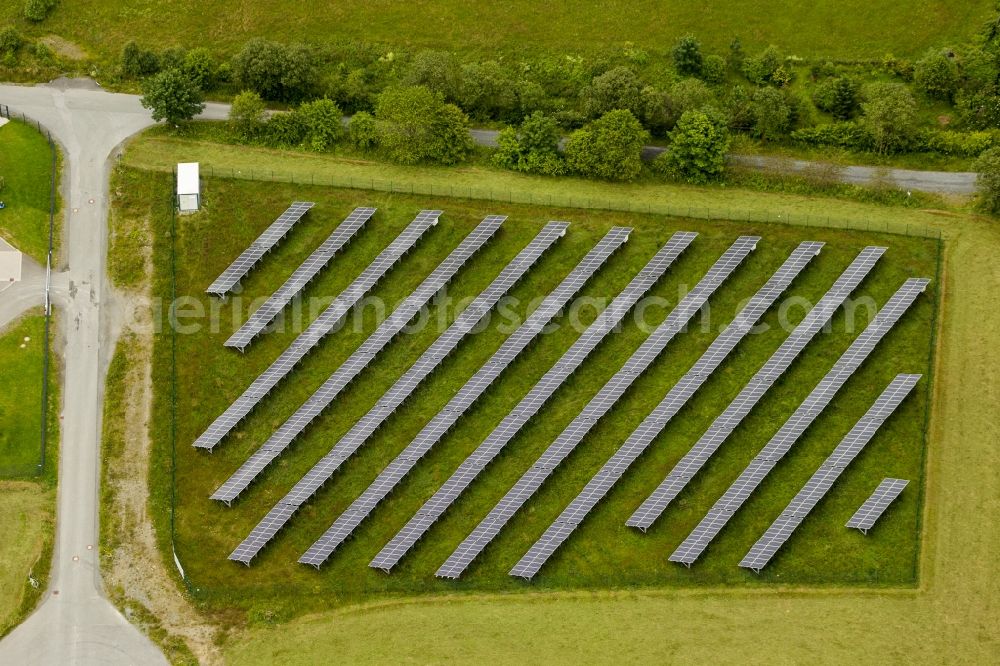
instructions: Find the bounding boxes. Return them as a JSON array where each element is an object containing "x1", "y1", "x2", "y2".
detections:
[{"x1": 158, "y1": 186, "x2": 939, "y2": 605}]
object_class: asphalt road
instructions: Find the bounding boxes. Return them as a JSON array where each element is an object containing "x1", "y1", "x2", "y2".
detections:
[
  {"x1": 470, "y1": 128, "x2": 978, "y2": 196},
  {"x1": 0, "y1": 79, "x2": 226, "y2": 665}
]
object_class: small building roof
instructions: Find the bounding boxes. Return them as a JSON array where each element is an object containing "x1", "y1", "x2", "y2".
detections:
[{"x1": 177, "y1": 162, "x2": 200, "y2": 195}]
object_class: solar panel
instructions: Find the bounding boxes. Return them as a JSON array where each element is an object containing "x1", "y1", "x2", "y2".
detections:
[
  {"x1": 845, "y1": 477, "x2": 909, "y2": 534},
  {"x1": 505, "y1": 240, "x2": 819, "y2": 580},
  {"x1": 192, "y1": 211, "x2": 441, "y2": 451},
  {"x1": 206, "y1": 202, "x2": 315, "y2": 297},
  {"x1": 739, "y1": 374, "x2": 920, "y2": 572},
  {"x1": 446, "y1": 238, "x2": 815, "y2": 579},
  {"x1": 213, "y1": 215, "x2": 515, "y2": 507},
  {"x1": 366, "y1": 230, "x2": 700, "y2": 573},
  {"x1": 289, "y1": 227, "x2": 632, "y2": 568},
  {"x1": 225, "y1": 207, "x2": 376, "y2": 351},
  {"x1": 222, "y1": 225, "x2": 577, "y2": 565},
  {"x1": 669, "y1": 277, "x2": 929, "y2": 566},
  {"x1": 627, "y1": 246, "x2": 886, "y2": 531}
]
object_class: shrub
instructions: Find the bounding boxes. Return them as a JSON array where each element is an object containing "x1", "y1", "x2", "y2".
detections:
[
  {"x1": 24, "y1": 0, "x2": 56, "y2": 23},
  {"x1": 232, "y1": 38, "x2": 317, "y2": 101},
  {"x1": 742, "y1": 45, "x2": 783, "y2": 85},
  {"x1": 581, "y1": 66, "x2": 645, "y2": 118},
  {"x1": 348, "y1": 111, "x2": 378, "y2": 151},
  {"x1": 750, "y1": 86, "x2": 790, "y2": 141},
  {"x1": 262, "y1": 111, "x2": 307, "y2": 148},
  {"x1": 297, "y1": 98, "x2": 344, "y2": 151},
  {"x1": 405, "y1": 50, "x2": 462, "y2": 102},
  {"x1": 492, "y1": 111, "x2": 565, "y2": 176},
  {"x1": 861, "y1": 82, "x2": 917, "y2": 153},
  {"x1": 565, "y1": 109, "x2": 648, "y2": 181},
  {"x1": 666, "y1": 77, "x2": 714, "y2": 127},
  {"x1": 374, "y1": 86, "x2": 472, "y2": 165},
  {"x1": 701, "y1": 54, "x2": 727, "y2": 84},
  {"x1": 813, "y1": 77, "x2": 859, "y2": 120},
  {"x1": 957, "y1": 91, "x2": 1000, "y2": 130},
  {"x1": 159, "y1": 47, "x2": 186, "y2": 72},
  {"x1": 0, "y1": 27, "x2": 22, "y2": 57},
  {"x1": 672, "y1": 35, "x2": 703, "y2": 77},
  {"x1": 918, "y1": 129, "x2": 993, "y2": 157},
  {"x1": 914, "y1": 48, "x2": 959, "y2": 101},
  {"x1": 791, "y1": 122, "x2": 874, "y2": 151},
  {"x1": 723, "y1": 84, "x2": 754, "y2": 132},
  {"x1": 140, "y1": 69, "x2": 205, "y2": 125},
  {"x1": 974, "y1": 146, "x2": 1000, "y2": 213},
  {"x1": 228, "y1": 90, "x2": 266, "y2": 142},
  {"x1": 657, "y1": 109, "x2": 730, "y2": 183},
  {"x1": 183, "y1": 48, "x2": 216, "y2": 90},
  {"x1": 120, "y1": 41, "x2": 160, "y2": 79}
]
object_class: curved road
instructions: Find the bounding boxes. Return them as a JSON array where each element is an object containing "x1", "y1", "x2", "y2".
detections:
[
  {"x1": 0, "y1": 78, "x2": 978, "y2": 663},
  {"x1": 0, "y1": 79, "x2": 227, "y2": 665}
]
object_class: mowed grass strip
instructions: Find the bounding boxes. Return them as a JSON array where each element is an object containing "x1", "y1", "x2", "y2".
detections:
[
  {"x1": 0, "y1": 120, "x2": 58, "y2": 265},
  {"x1": 0, "y1": 313, "x2": 46, "y2": 473},
  {"x1": 123, "y1": 134, "x2": 947, "y2": 237},
  {"x1": 0, "y1": 1, "x2": 991, "y2": 60},
  {"x1": 119, "y1": 169, "x2": 939, "y2": 620}
]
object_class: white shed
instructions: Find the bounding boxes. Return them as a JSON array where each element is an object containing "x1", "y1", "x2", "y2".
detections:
[{"x1": 176, "y1": 162, "x2": 200, "y2": 212}]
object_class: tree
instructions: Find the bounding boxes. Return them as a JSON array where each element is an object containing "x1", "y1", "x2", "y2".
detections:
[
  {"x1": 183, "y1": 48, "x2": 216, "y2": 90},
  {"x1": 492, "y1": 112, "x2": 565, "y2": 175},
  {"x1": 374, "y1": 86, "x2": 472, "y2": 164},
  {"x1": 140, "y1": 69, "x2": 204, "y2": 125},
  {"x1": 750, "y1": 86, "x2": 790, "y2": 141},
  {"x1": 814, "y1": 77, "x2": 859, "y2": 120},
  {"x1": 229, "y1": 90, "x2": 265, "y2": 141},
  {"x1": 914, "y1": 48, "x2": 959, "y2": 101},
  {"x1": 405, "y1": 50, "x2": 463, "y2": 101},
  {"x1": 0, "y1": 27, "x2": 22, "y2": 57},
  {"x1": 861, "y1": 82, "x2": 917, "y2": 153},
  {"x1": 974, "y1": 147, "x2": 1000, "y2": 214},
  {"x1": 297, "y1": 98, "x2": 344, "y2": 151},
  {"x1": 581, "y1": 66, "x2": 645, "y2": 119},
  {"x1": 120, "y1": 41, "x2": 160, "y2": 79},
  {"x1": 349, "y1": 111, "x2": 378, "y2": 151},
  {"x1": 232, "y1": 38, "x2": 317, "y2": 101},
  {"x1": 565, "y1": 109, "x2": 648, "y2": 181},
  {"x1": 459, "y1": 60, "x2": 519, "y2": 121},
  {"x1": 672, "y1": 35, "x2": 704, "y2": 77},
  {"x1": 657, "y1": 109, "x2": 730, "y2": 183},
  {"x1": 24, "y1": 0, "x2": 56, "y2": 22}
]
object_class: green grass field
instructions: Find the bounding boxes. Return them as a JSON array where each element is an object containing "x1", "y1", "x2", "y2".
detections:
[
  {"x1": 0, "y1": 313, "x2": 46, "y2": 475},
  {"x1": 113, "y1": 166, "x2": 938, "y2": 626},
  {"x1": 0, "y1": 481, "x2": 54, "y2": 638},
  {"x1": 0, "y1": 120, "x2": 57, "y2": 265},
  {"x1": 1, "y1": 1, "x2": 992, "y2": 62}
]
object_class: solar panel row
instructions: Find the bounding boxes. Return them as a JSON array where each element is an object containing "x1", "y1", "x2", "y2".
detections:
[
  {"x1": 193, "y1": 211, "x2": 442, "y2": 451},
  {"x1": 206, "y1": 202, "x2": 315, "y2": 297},
  {"x1": 225, "y1": 207, "x2": 377, "y2": 351},
  {"x1": 846, "y1": 477, "x2": 909, "y2": 534},
  {"x1": 626, "y1": 246, "x2": 886, "y2": 531},
  {"x1": 213, "y1": 215, "x2": 512, "y2": 505},
  {"x1": 293, "y1": 227, "x2": 632, "y2": 567},
  {"x1": 367, "y1": 230, "x2": 700, "y2": 572},
  {"x1": 669, "y1": 277, "x2": 929, "y2": 566},
  {"x1": 504, "y1": 240, "x2": 817, "y2": 580},
  {"x1": 738, "y1": 373, "x2": 920, "y2": 572},
  {"x1": 224, "y1": 222, "x2": 574, "y2": 563},
  {"x1": 443, "y1": 237, "x2": 809, "y2": 579}
]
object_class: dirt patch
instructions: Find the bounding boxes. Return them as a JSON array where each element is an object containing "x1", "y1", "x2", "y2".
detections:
[
  {"x1": 38, "y1": 36, "x2": 87, "y2": 61},
  {"x1": 101, "y1": 224, "x2": 221, "y2": 662}
]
